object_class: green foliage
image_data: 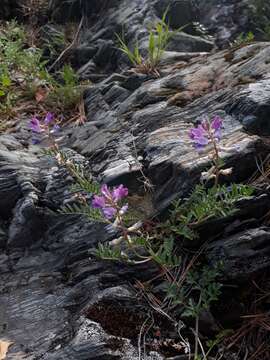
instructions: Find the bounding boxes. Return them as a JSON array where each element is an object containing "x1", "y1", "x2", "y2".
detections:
[
  {"x1": 55, "y1": 147, "x2": 253, "y2": 358},
  {"x1": 0, "y1": 21, "x2": 43, "y2": 83},
  {"x1": 233, "y1": 31, "x2": 255, "y2": 46},
  {"x1": 0, "y1": 21, "x2": 27, "y2": 115},
  {"x1": 166, "y1": 262, "x2": 222, "y2": 318},
  {"x1": 44, "y1": 147, "x2": 102, "y2": 219},
  {"x1": 0, "y1": 72, "x2": 16, "y2": 115},
  {"x1": 95, "y1": 243, "x2": 125, "y2": 261},
  {"x1": 117, "y1": 11, "x2": 184, "y2": 74},
  {"x1": 61, "y1": 64, "x2": 79, "y2": 86},
  {"x1": 57, "y1": 153, "x2": 252, "y2": 358},
  {"x1": 43, "y1": 29, "x2": 66, "y2": 59},
  {"x1": 46, "y1": 148, "x2": 106, "y2": 221},
  {"x1": 263, "y1": 25, "x2": 270, "y2": 40},
  {"x1": 46, "y1": 65, "x2": 83, "y2": 112},
  {"x1": 169, "y1": 184, "x2": 254, "y2": 240},
  {"x1": 0, "y1": 20, "x2": 26, "y2": 43},
  {"x1": 147, "y1": 12, "x2": 172, "y2": 68},
  {"x1": 147, "y1": 236, "x2": 181, "y2": 267},
  {"x1": 0, "y1": 21, "x2": 85, "y2": 120},
  {"x1": 60, "y1": 202, "x2": 106, "y2": 223},
  {"x1": 183, "y1": 263, "x2": 223, "y2": 318},
  {"x1": 250, "y1": 0, "x2": 270, "y2": 40},
  {"x1": 165, "y1": 261, "x2": 223, "y2": 360},
  {"x1": 205, "y1": 329, "x2": 233, "y2": 358},
  {"x1": 70, "y1": 180, "x2": 100, "y2": 196},
  {"x1": 116, "y1": 34, "x2": 143, "y2": 67}
]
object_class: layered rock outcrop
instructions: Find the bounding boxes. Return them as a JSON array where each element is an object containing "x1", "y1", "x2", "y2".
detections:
[{"x1": 1, "y1": 1, "x2": 270, "y2": 359}]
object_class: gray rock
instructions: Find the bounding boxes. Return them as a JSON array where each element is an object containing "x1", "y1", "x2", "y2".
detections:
[
  {"x1": 154, "y1": 0, "x2": 198, "y2": 30},
  {"x1": 230, "y1": 76, "x2": 270, "y2": 135},
  {"x1": 74, "y1": 0, "x2": 213, "y2": 77},
  {"x1": 72, "y1": 45, "x2": 98, "y2": 67},
  {"x1": 0, "y1": 149, "x2": 40, "y2": 218},
  {"x1": 167, "y1": 32, "x2": 214, "y2": 53},
  {"x1": 207, "y1": 227, "x2": 270, "y2": 280},
  {"x1": 102, "y1": 73, "x2": 128, "y2": 85},
  {"x1": 93, "y1": 40, "x2": 116, "y2": 68},
  {"x1": 2, "y1": 2, "x2": 270, "y2": 360},
  {"x1": 49, "y1": 0, "x2": 120, "y2": 22},
  {"x1": 122, "y1": 73, "x2": 150, "y2": 91},
  {"x1": 0, "y1": 224, "x2": 7, "y2": 249},
  {"x1": 39, "y1": 25, "x2": 66, "y2": 57},
  {"x1": 75, "y1": 43, "x2": 270, "y2": 210},
  {"x1": 0, "y1": 145, "x2": 153, "y2": 358},
  {"x1": 0, "y1": 0, "x2": 19, "y2": 19},
  {"x1": 78, "y1": 59, "x2": 98, "y2": 80},
  {"x1": 197, "y1": 0, "x2": 270, "y2": 47},
  {"x1": 103, "y1": 85, "x2": 131, "y2": 105},
  {"x1": 8, "y1": 194, "x2": 45, "y2": 249},
  {"x1": 160, "y1": 50, "x2": 208, "y2": 65},
  {"x1": 48, "y1": 0, "x2": 82, "y2": 22},
  {"x1": 197, "y1": 0, "x2": 247, "y2": 47}
]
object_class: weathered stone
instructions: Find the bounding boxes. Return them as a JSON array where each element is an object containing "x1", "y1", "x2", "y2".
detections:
[
  {"x1": 0, "y1": 136, "x2": 160, "y2": 358},
  {"x1": 198, "y1": 0, "x2": 251, "y2": 47},
  {"x1": 2, "y1": 2, "x2": 270, "y2": 360},
  {"x1": 8, "y1": 194, "x2": 45, "y2": 249},
  {"x1": 0, "y1": 149, "x2": 40, "y2": 218},
  {"x1": 0, "y1": 224, "x2": 7, "y2": 249},
  {"x1": 154, "y1": 0, "x2": 198, "y2": 30},
  {"x1": 197, "y1": 0, "x2": 270, "y2": 47},
  {"x1": 93, "y1": 40, "x2": 117, "y2": 69},
  {"x1": 78, "y1": 60, "x2": 98, "y2": 81},
  {"x1": 167, "y1": 32, "x2": 214, "y2": 53},
  {"x1": 49, "y1": 0, "x2": 120, "y2": 22},
  {"x1": 0, "y1": 0, "x2": 19, "y2": 19},
  {"x1": 72, "y1": 45, "x2": 98, "y2": 67},
  {"x1": 207, "y1": 227, "x2": 270, "y2": 280},
  {"x1": 122, "y1": 73, "x2": 150, "y2": 91},
  {"x1": 230, "y1": 77, "x2": 270, "y2": 135},
  {"x1": 73, "y1": 0, "x2": 213, "y2": 78},
  {"x1": 73, "y1": 43, "x2": 270, "y2": 211},
  {"x1": 48, "y1": 0, "x2": 82, "y2": 22},
  {"x1": 103, "y1": 85, "x2": 131, "y2": 105},
  {"x1": 160, "y1": 51, "x2": 208, "y2": 66}
]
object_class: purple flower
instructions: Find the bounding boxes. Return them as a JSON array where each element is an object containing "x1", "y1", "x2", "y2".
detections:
[
  {"x1": 29, "y1": 113, "x2": 60, "y2": 144},
  {"x1": 91, "y1": 184, "x2": 129, "y2": 221},
  {"x1": 211, "y1": 115, "x2": 223, "y2": 131},
  {"x1": 44, "y1": 112, "x2": 54, "y2": 125},
  {"x1": 32, "y1": 138, "x2": 41, "y2": 144},
  {"x1": 100, "y1": 184, "x2": 112, "y2": 199},
  {"x1": 189, "y1": 115, "x2": 223, "y2": 149},
  {"x1": 92, "y1": 195, "x2": 106, "y2": 209},
  {"x1": 189, "y1": 126, "x2": 209, "y2": 148},
  {"x1": 103, "y1": 207, "x2": 117, "y2": 219},
  {"x1": 201, "y1": 119, "x2": 210, "y2": 131},
  {"x1": 112, "y1": 185, "x2": 128, "y2": 201},
  {"x1": 51, "y1": 124, "x2": 60, "y2": 134},
  {"x1": 29, "y1": 117, "x2": 43, "y2": 133},
  {"x1": 119, "y1": 204, "x2": 128, "y2": 215},
  {"x1": 211, "y1": 115, "x2": 222, "y2": 141}
]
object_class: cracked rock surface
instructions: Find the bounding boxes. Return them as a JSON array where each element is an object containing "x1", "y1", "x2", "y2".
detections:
[{"x1": 1, "y1": 0, "x2": 270, "y2": 359}]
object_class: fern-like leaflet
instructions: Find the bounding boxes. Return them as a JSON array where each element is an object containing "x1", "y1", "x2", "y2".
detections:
[{"x1": 59, "y1": 203, "x2": 106, "y2": 223}]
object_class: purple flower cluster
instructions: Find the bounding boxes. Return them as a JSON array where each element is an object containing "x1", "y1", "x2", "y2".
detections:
[
  {"x1": 92, "y1": 184, "x2": 129, "y2": 220},
  {"x1": 29, "y1": 112, "x2": 60, "y2": 144},
  {"x1": 189, "y1": 115, "x2": 223, "y2": 149}
]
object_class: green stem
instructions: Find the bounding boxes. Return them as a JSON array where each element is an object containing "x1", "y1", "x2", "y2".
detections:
[
  {"x1": 194, "y1": 315, "x2": 199, "y2": 360},
  {"x1": 209, "y1": 131, "x2": 220, "y2": 187},
  {"x1": 194, "y1": 294, "x2": 202, "y2": 360}
]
